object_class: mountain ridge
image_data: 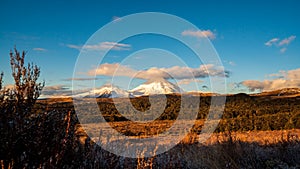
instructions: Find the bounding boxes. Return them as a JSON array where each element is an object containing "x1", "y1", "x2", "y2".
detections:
[
  {"x1": 250, "y1": 88, "x2": 300, "y2": 97},
  {"x1": 129, "y1": 78, "x2": 183, "y2": 96},
  {"x1": 42, "y1": 83, "x2": 300, "y2": 99}
]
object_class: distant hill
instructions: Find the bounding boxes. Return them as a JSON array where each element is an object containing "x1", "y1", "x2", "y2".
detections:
[
  {"x1": 250, "y1": 88, "x2": 300, "y2": 97},
  {"x1": 185, "y1": 91, "x2": 220, "y2": 97},
  {"x1": 40, "y1": 83, "x2": 300, "y2": 99}
]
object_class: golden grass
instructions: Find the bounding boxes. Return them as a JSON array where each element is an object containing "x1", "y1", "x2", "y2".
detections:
[
  {"x1": 76, "y1": 120, "x2": 300, "y2": 146},
  {"x1": 201, "y1": 129, "x2": 300, "y2": 145}
]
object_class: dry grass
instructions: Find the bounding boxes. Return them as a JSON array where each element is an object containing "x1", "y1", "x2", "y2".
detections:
[
  {"x1": 74, "y1": 121, "x2": 300, "y2": 168},
  {"x1": 203, "y1": 129, "x2": 300, "y2": 145},
  {"x1": 78, "y1": 121, "x2": 300, "y2": 145}
]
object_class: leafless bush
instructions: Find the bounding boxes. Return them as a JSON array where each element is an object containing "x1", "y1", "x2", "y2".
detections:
[{"x1": 0, "y1": 48, "x2": 44, "y2": 169}]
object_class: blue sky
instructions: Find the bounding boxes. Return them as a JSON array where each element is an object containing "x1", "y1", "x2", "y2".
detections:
[{"x1": 0, "y1": 0, "x2": 299, "y2": 95}]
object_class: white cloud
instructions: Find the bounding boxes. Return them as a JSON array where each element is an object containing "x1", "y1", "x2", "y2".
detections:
[
  {"x1": 2, "y1": 84, "x2": 70, "y2": 98},
  {"x1": 278, "y1": 35, "x2": 296, "y2": 46},
  {"x1": 41, "y1": 85, "x2": 101, "y2": 98},
  {"x1": 280, "y1": 47, "x2": 287, "y2": 53},
  {"x1": 88, "y1": 63, "x2": 136, "y2": 77},
  {"x1": 67, "y1": 42, "x2": 131, "y2": 51},
  {"x1": 182, "y1": 29, "x2": 216, "y2": 39},
  {"x1": 88, "y1": 63, "x2": 229, "y2": 80},
  {"x1": 242, "y1": 80, "x2": 266, "y2": 91},
  {"x1": 177, "y1": 79, "x2": 203, "y2": 85},
  {"x1": 112, "y1": 16, "x2": 122, "y2": 22},
  {"x1": 287, "y1": 68, "x2": 300, "y2": 79},
  {"x1": 265, "y1": 35, "x2": 296, "y2": 53},
  {"x1": 66, "y1": 44, "x2": 82, "y2": 50},
  {"x1": 242, "y1": 68, "x2": 300, "y2": 91},
  {"x1": 229, "y1": 61, "x2": 236, "y2": 66},
  {"x1": 33, "y1": 48, "x2": 47, "y2": 51},
  {"x1": 224, "y1": 60, "x2": 236, "y2": 66},
  {"x1": 267, "y1": 70, "x2": 286, "y2": 79},
  {"x1": 135, "y1": 67, "x2": 173, "y2": 79},
  {"x1": 264, "y1": 38, "x2": 279, "y2": 46},
  {"x1": 40, "y1": 85, "x2": 71, "y2": 98},
  {"x1": 62, "y1": 77, "x2": 101, "y2": 81},
  {"x1": 43, "y1": 85, "x2": 69, "y2": 91}
]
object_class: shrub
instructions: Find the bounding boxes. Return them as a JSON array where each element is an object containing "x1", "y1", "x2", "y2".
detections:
[{"x1": 0, "y1": 47, "x2": 44, "y2": 168}]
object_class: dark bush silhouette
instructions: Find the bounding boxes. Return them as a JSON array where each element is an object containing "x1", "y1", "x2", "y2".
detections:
[{"x1": 0, "y1": 48, "x2": 44, "y2": 168}]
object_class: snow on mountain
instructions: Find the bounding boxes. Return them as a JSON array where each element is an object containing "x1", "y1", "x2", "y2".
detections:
[
  {"x1": 72, "y1": 79, "x2": 183, "y2": 98},
  {"x1": 73, "y1": 84, "x2": 131, "y2": 98},
  {"x1": 130, "y1": 78, "x2": 183, "y2": 96}
]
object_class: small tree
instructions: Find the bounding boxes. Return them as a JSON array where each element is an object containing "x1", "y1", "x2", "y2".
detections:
[
  {"x1": 0, "y1": 47, "x2": 44, "y2": 169},
  {"x1": 10, "y1": 48, "x2": 44, "y2": 113}
]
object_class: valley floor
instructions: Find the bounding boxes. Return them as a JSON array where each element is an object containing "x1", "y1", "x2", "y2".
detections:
[{"x1": 78, "y1": 121, "x2": 300, "y2": 145}]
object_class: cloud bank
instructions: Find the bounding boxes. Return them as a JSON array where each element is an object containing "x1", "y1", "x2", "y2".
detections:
[
  {"x1": 40, "y1": 85, "x2": 72, "y2": 98},
  {"x1": 182, "y1": 29, "x2": 216, "y2": 40},
  {"x1": 177, "y1": 79, "x2": 203, "y2": 85},
  {"x1": 88, "y1": 63, "x2": 229, "y2": 80},
  {"x1": 265, "y1": 35, "x2": 296, "y2": 53},
  {"x1": 33, "y1": 48, "x2": 47, "y2": 51},
  {"x1": 67, "y1": 42, "x2": 131, "y2": 51},
  {"x1": 264, "y1": 38, "x2": 279, "y2": 46},
  {"x1": 62, "y1": 77, "x2": 102, "y2": 81},
  {"x1": 242, "y1": 68, "x2": 300, "y2": 91},
  {"x1": 278, "y1": 36, "x2": 296, "y2": 46}
]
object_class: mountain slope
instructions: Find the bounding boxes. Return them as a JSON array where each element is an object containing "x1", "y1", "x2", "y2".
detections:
[
  {"x1": 130, "y1": 78, "x2": 182, "y2": 96},
  {"x1": 73, "y1": 84, "x2": 131, "y2": 98},
  {"x1": 251, "y1": 88, "x2": 300, "y2": 97}
]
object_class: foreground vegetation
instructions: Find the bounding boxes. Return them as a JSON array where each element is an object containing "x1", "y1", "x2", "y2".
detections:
[
  {"x1": 1, "y1": 48, "x2": 299, "y2": 168},
  {"x1": 1, "y1": 106, "x2": 299, "y2": 168},
  {"x1": 1, "y1": 96, "x2": 300, "y2": 168}
]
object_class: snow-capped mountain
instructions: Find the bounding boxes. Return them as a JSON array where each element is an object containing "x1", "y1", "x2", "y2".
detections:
[
  {"x1": 72, "y1": 79, "x2": 182, "y2": 98},
  {"x1": 73, "y1": 84, "x2": 131, "y2": 98},
  {"x1": 130, "y1": 78, "x2": 182, "y2": 96}
]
